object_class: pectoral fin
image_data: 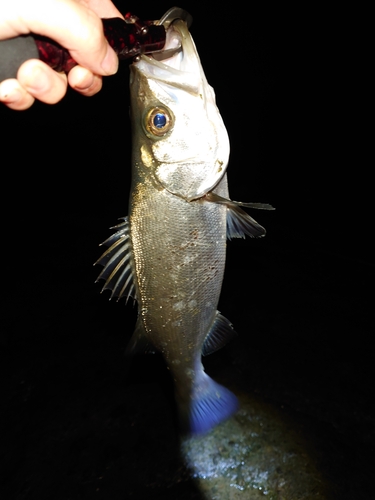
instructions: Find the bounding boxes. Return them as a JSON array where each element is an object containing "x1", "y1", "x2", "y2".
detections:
[
  {"x1": 95, "y1": 217, "x2": 137, "y2": 303},
  {"x1": 226, "y1": 205, "x2": 266, "y2": 238},
  {"x1": 202, "y1": 311, "x2": 237, "y2": 356},
  {"x1": 205, "y1": 192, "x2": 274, "y2": 239}
]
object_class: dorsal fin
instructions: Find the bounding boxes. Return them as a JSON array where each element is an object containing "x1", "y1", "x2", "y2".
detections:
[
  {"x1": 94, "y1": 217, "x2": 137, "y2": 303},
  {"x1": 124, "y1": 318, "x2": 156, "y2": 357}
]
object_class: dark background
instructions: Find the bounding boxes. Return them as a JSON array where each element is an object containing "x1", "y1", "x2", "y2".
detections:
[{"x1": 1, "y1": 2, "x2": 373, "y2": 499}]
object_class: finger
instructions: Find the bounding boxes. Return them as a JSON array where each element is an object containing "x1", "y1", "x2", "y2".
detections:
[
  {"x1": 68, "y1": 65, "x2": 103, "y2": 97},
  {"x1": 0, "y1": 78, "x2": 35, "y2": 110},
  {"x1": 17, "y1": 59, "x2": 68, "y2": 104},
  {"x1": 80, "y1": 0, "x2": 124, "y2": 19},
  {"x1": 1, "y1": 0, "x2": 118, "y2": 76}
]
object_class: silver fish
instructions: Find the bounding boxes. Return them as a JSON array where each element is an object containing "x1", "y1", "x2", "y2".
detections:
[{"x1": 96, "y1": 18, "x2": 273, "y2": 434}]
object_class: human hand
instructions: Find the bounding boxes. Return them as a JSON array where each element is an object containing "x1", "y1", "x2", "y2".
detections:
[{"x1": 0, "y1": 0, "x2": 124, "y2": 110}]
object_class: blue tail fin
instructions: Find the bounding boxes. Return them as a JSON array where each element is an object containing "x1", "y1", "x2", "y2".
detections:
[{"x1": 185, "y1": 374, "x2": 239, "y2": 435}]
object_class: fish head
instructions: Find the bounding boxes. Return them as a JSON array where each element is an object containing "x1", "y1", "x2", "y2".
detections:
[{"x1": 130, "y1": 19, "x2": 230, "y2": 202}]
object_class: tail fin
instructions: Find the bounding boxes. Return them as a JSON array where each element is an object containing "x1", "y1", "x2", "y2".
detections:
[{"x1": 180, "y1": 373, "x2": 239, "y2": 435}]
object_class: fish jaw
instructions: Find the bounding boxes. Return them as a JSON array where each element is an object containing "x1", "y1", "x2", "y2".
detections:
[{"x1": 129, "y1": 19, "x2": 230, "y2": 202}]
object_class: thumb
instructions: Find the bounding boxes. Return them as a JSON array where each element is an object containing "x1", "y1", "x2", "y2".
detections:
[{"x1": 0, "y1": 0, "x2": 118, "y2": 75}]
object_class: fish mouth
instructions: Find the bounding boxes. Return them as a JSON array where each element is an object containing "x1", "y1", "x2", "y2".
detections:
[
  {"x1": 151, "y1": 25, "x2": 184, "y2": 63},
  {"x1": 157, "y1": 7, "x2": 193, "y2": 31},
  {"x1": 135, "y1": 19, "x2": 204, "y2": 93},
  {"x1": 149, "y1": 7, "x2": 193, "y2": 63}
]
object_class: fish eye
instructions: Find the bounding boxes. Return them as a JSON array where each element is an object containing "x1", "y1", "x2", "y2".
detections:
[{"x1": 145, "y1": 107, "x2": 173, "y2": 137}]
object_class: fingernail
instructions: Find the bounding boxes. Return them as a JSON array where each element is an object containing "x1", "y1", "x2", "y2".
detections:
[{"x1": 101, "y1": 44, "x2": 118, "y2": 75}]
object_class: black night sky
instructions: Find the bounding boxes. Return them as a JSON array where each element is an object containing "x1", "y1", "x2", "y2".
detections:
[{"x1": 1, "y1": 3, "x2": 373, "y2": 499}]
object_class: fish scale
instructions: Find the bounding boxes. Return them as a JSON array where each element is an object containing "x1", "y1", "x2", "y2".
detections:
[{"x1": 130, "y1": 177, "x2": 228, "y2": 359}]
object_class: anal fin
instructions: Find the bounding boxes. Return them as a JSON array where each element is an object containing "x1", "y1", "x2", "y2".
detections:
[{"x1": 202, "y1": 311, "x2": 237, "y2": 356}]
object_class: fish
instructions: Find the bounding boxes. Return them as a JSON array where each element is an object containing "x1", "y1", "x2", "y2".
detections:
[{"x1": 95, "y1": 18, "x2": 273, "y2": 435}]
